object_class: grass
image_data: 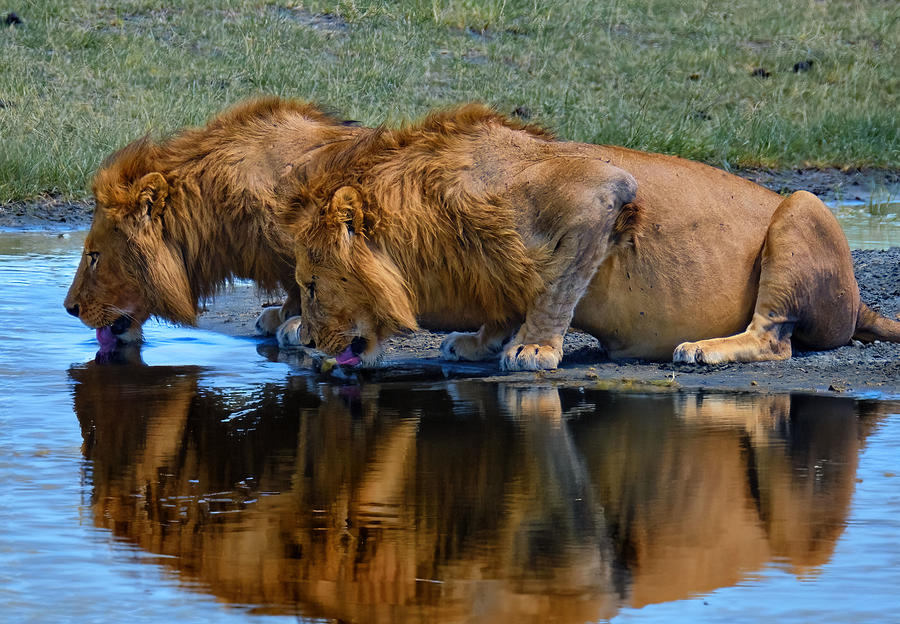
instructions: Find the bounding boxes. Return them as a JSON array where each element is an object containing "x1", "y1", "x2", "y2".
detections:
[{"x1": 0, "y1": 0, "x2": 897, "y2": 201}]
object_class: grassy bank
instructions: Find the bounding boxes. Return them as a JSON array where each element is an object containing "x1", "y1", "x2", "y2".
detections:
[{"x1": 0, "y1": 0, "x2": 897, "y2": 201}]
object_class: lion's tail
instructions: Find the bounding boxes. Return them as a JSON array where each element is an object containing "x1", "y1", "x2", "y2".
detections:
[{"x1": 853, "y1": 303, "x2": 900, "y2": 343}]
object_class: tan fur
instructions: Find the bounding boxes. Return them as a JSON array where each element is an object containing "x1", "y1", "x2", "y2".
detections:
[
  {"x1": 65, "y1": 97, "x2": 360, "y2": 342},
  {"x1": 280, "y1": 105, "x2": 899, "y2": 367},
  {"x1": 280, "y1": 105, "x2": 638, "y2": 368}
]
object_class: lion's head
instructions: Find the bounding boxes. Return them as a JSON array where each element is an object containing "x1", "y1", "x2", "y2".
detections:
[
  {"x1": 64, "y1": 139, "x2": 195, "y2": 345},
  {"x1": 287, "y1": 185, "x2": 418, "y2": 365}
]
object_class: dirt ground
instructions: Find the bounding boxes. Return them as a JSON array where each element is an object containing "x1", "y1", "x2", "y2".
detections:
[{"x1": 5, "y1": 168, "x2": 898, "y2": 397}]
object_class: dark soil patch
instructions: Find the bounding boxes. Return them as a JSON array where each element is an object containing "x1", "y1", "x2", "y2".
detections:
[{"x1": 0, "y1": 199, "x2": 93, "y2": 229}]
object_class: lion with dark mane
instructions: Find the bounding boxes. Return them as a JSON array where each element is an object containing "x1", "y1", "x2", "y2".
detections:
[
  {"x1": 279, "y1": 104, "x2": 900, "y2": 369},
  {"x1": 64, "y1": 97, "x2": 360, "y2": 345}
]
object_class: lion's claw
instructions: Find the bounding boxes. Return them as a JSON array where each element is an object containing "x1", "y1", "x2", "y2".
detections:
[{"x1": 500, "y1": 342, "x2": 562, "y2": 371}]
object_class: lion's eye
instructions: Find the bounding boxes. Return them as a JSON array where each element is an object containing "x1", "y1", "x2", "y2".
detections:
[
  {"x1": 86, "y1": 251, "x2": 100, "y2": 269},
  {"x1": 305, "y1": 281, "x2": 316, "y2": 298}
]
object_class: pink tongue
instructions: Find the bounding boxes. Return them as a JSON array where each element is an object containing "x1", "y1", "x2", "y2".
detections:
[
  {"x1": 96, "y1": 326, "x2": 118, "y2": 350},
  {"x1": 334, "y1": 345, "x2": 360, "y2": 366}
]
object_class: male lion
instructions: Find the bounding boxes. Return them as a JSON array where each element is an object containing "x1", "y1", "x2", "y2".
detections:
[
  {"x1": 279, "y1": 104, "x2": 899, "y2": 370},
  {"x1": 64, "y1": 97, "x2": 361, "y2": 346}
]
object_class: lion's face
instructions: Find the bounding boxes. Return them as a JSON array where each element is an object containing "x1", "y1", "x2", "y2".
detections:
[
  {"x1": 65, "y1": 170, "x2": 195, "y2": 345},
  {"x1": 290, "y1": 186, "x2": 418, "y2": 365}
]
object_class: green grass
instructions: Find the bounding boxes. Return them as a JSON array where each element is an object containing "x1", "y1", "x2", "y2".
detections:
[{"x1": 0, "y1": 0, "x2": 897, "y2": 201}]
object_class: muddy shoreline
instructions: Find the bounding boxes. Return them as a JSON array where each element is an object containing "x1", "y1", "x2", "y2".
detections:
[{"x1": 6, "y1": 168, "x2": 898, "y2": 397}]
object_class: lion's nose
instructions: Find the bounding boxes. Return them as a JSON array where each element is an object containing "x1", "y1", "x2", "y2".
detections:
[{"x1": 66, "y1": 304, "x2": 80, "y2": 318}]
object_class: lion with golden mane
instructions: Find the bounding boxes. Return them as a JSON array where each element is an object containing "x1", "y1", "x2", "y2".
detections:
[
  {"x1": 279, "y1": 104, "x2": 899, "y2": 370},
  {"x1": 64, "y1": 97, "x2": 361, "y2": 345}
]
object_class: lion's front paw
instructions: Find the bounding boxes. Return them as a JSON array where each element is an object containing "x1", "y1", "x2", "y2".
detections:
[
  {"x1": 440, "y1": 331, "x2": 502, "y2": 361},
  {"x1": 255, "y1": 305, "x2": 286, "y2": 336},
  {"x1": 500, "y1": 343, "x2": 562, "y2": 371},
  {"x1": 276, "y1": 316, "x2": 304, "y2": 348}
]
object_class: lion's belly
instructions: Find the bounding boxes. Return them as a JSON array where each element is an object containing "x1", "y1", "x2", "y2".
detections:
[{"x1": 573, "y1": 218, "x2": 769, "y2": 361}]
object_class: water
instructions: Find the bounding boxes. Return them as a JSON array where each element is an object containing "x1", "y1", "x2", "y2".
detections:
[
  {"x1": 2, "y1": 231, "x2": 900, "y2": 623},
  {"x1": 829, "y1": 200, "x2": 900, "y2": 250}
]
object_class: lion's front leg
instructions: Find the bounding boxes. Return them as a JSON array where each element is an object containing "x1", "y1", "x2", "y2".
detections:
[
  {"x1": 441, "y1": 321, "x2": 513, "y2": 361},
  {"x1": 255, "y1": 306, "x2": 287, "y2": 335},
  {"x1": 501, "y1": 236, "x2": 605, "y2": 372},
  {"x1": 255, "y1": 288, "x2": 302, "y2": 336},
  {"x1": 275, "y1": 315, "x2": 304, "y2": 348}
]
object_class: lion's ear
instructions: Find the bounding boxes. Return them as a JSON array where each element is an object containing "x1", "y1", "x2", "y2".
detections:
[
  {"x1": 136, "y1": 172, "x2": 169, "y2": 221},
  {"x1": 326, "y1": 186, "x2": 371, "y2": 237}
]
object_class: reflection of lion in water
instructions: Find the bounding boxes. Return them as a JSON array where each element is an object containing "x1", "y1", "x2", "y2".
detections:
[
  {"x1": 280, "y1": 105, "x2": 899, "y2": 369},
  {"x1": 72, "y1": 362, "x2": 876, "y2": 621},
  {"x1": 63, "y1": 97, "x2": 361, "y2": 344}
]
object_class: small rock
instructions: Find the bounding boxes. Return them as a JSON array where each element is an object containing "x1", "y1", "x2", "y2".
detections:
[
  {"x1": 793, "y1": 60, "x2": 814, "y2": 73},
  {"x1": 751, "y1": 67, "x2": 771, "y2": 78},
  {"x1": 750, "y1": 380, "x2": 758, "y2": 386},
  {"x1": 4, "y1": 12, "x2": 23, "y2": 26}
]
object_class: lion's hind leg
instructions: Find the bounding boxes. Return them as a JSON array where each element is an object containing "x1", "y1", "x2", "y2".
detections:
[
  {"x1": 674, "y1": 190, "x2": 859, "y2": 364},
  {"x1": 673, "y1": 312, "x2": 794, "y2": 364}
]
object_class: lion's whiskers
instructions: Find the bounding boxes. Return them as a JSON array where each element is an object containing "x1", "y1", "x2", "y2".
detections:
[{"x1": 105, "y1": 305, "x2": 136, "y2": 322}]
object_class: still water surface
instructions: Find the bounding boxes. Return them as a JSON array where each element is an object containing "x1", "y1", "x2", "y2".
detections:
[
  {"x1": 2, "y1": 232, "x2": 900, "y2": 623},
  {"x1": 830, "y1": 200, "x2": 900, "y2": 250}
]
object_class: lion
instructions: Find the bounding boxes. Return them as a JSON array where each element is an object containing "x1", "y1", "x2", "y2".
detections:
[
  {"x1": 278, "y1": 104, "x2": 900, "y2": 369},
  {"x1": 64, "y1": 97, "x2": 362, "y2": 346}
]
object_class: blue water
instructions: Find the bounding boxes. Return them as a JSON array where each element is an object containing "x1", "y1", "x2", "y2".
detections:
[{"x1": 2, "y1": 231, "x2": 899, "y2": 623}]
